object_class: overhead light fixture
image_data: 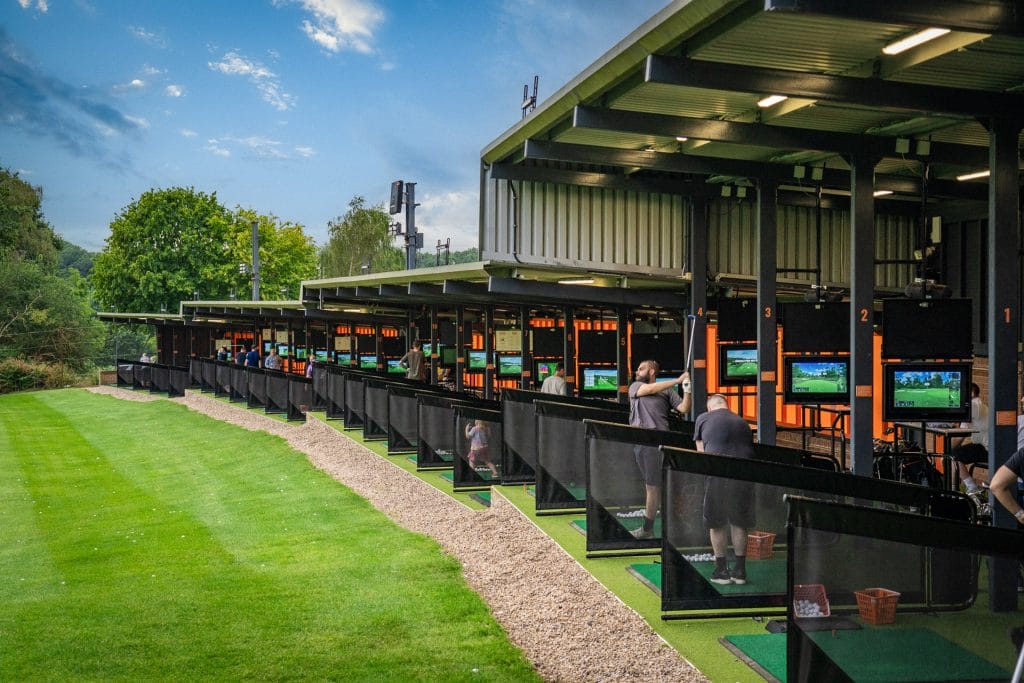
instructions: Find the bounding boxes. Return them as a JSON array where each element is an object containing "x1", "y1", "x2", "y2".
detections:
[
  {"x1": 955, "y1": 170, "x2": 990, "y2": 181},
  {"x1": 675, "y1": 136, "x2": 688, "y2": 142},
  {"x1": 557, "y1": 278, "x2": 595, "y2": 285},
  {"x1": 757, "y1": 94, "x2": 788, "y2": 108},
  {"x1": 883, "y1": 27, "x2": 951, "y2": 55},
  {"x1": 873, "y1": 190, "x2": 894, "y2": 197},
  {"x1": 342, "y1": 308, "x2": 364, "y2": 313}
]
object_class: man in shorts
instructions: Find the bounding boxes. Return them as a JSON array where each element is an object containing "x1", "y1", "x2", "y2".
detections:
[
  {"x1": 628, "y1": 360, "x2": 691, "y2": 539},
  {"x1": 991, "y1": 447, "x2": 1024, "y2": 527},
  {"x1": 694, "y1": 394, "x2": 755, "y2": 584}
]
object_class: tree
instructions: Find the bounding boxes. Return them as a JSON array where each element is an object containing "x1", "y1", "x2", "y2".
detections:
[
  {"x1": 0, "y1": 167, "x2": 62, "y2": 270},
  {"x1": 227, "y1": 208, "x2": 318, "y2": 300},
  {"x1": 415, "y1": 246, "x2": 480, "y2": 269},
  {"x1": 320, "y1": 196, "x2": 402, "y2": 277},
  {"x1": 59, "y1": 241, "x2": 97, "y2": 278}
]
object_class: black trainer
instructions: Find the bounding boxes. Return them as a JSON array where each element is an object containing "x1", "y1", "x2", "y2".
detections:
[
  {"x1": 730, "y1": 567, "x2": 747, "y2": 585},
  {"x1": 710, "y1": 567, "x2": 732, "y2": 584}
]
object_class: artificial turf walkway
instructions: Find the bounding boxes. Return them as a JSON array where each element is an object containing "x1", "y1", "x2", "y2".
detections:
[{"x1": 0, "y1": 390, "x2": 538, "y2": 681}]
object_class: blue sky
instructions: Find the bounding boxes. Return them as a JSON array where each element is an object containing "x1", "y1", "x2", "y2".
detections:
[{"x1": 1, "y1": 0, "x2": 665, "y2": 253}]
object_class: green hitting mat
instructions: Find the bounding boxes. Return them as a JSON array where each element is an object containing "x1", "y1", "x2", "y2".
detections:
[
  {"x1": 570, "y1": 519, "x2": 586, "y2": 536},
  {"x1": 689, "y1": 557, "x2": 786, "y2": 595},
  {"x1": 722, "y1": 633, "x2": 786, "y2": 682},
  {"x1": 440, "y1": 471, "x2": 454, "y2": 482},
  {"x1": 627, "y1": 563, "x2": 661, "y2": 595},
  {"x1": 469, "y1": 492, "x2": 491, "y2": 507}
]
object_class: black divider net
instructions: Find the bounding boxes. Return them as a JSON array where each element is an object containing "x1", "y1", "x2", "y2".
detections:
[
  {"x1": 150, "y1": 364, "x2": 169, "y2": 394},
  {"x1": 116, "y1": 360, "x2": 133, "y2": 387},
  {"x1": 214, "y1": 361, "x2": 231, "y2": 397},
  {"x1": 189, "y1": 359, "x2": 202, "y2": 388},
  {"x1": 343, "y1": 373, "x2": 366, "y2": 430},
  {"x1": 583, "y1": 420, "x2": 696, "y2": 552},
  {"x1": 132, "y1": 363, "x2": 150, "y2": 390},
  {"x1": 785, "y1": 496, "x2": 1024, "y2": 683},
  {"x1": 229, "y1": 365, "x2": 248, "y2": 402},
  {"x1": 168, "y1": 366, "x2": 189, "y2": 397},
  {"x1": 363, "y1": 379, "x2": 390, "y2": 440},
  {"x1": 201, "y1": 359, "x2": 216, "y2": 393},
  {"x1": 535, "y1": 401, "x2": 628, "y2": 511},
  {"x1": 660, "y1": 447, "x2": 975, "y2": 615},
  {"x1": 325, "y1": 366, "x2": 346, "y2": 419},
  {"x1": 417, "y1": 394, "x2": 498, "y2": 470},
  {"x1": 311, "y1": 363, "x2": 327, "y2": 410},
  {"x1": 265, "y1": 370, "x2": 289, "y2": 414},
  {"x1": 452, "y1": 406, "x2": 502, "y2": 490},
  {"x1": 287, "y1": 377, "x2": 311, "y2": 421},
  {"x1": 247, "y1": 367, "x2": 267, "y2": 408},
  {"x1": 387, "y1": 385, "x2": 421, "y2": 453}
]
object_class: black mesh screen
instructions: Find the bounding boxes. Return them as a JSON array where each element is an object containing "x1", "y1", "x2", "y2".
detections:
[
  {"x1": 363, "y1": 379, "x2": 389, "y2": 440},
  {"x1": 189, "y1": 359, "x2": 202, "y2": 388},
  {"x1": 416, "y1": 394, "x2": 498, "y2": 470},
  {"x1": 325, "y1": 367, "x2": 346, "y2": 419},
  {"x1": 287, "y1": 377, "x2": 311, "y2": 422},
  {"x1": 117, "y1": 360, "x2": 133, "y2": 387},
  {"x1": 150, "y1": 364, "x2": 169, "y2": 394},
  {"x1": 133, "y1": 363, "x2": 150, "y2": 390},
  {"x1": 583, "y1": 420, "x2": 696, "y2": 552},
  {"x1": 500, "y1": 390, "x2": 538, "y2": 483},
  {"x1": 660, "y1": 447, "x2": 976, "y2": 616},
  {"x1": 535, "y1": 401, "x2": 628, "y2": 511},
  {"x1": 201, "y1": 359, "x2": 216, "y2": 393},
  {"x1": 214, "y1": 361, "x2": 231, "y2": 397},
  {"x1": 452, "y1": 406, "x2": 502, "y2": 490},
  {"x1": 168, "y1": 367, "x2": 189, "y2": 397},
  {"x1": 343, "y1": 374, "x2": 365, "y2": 430},
  {"x1": 229, "y1": 365, "x2": 248, "y2": 402},
  {"x1": 247, "y1": 368, "x2": 267, "y2": 408},
  {"x1": 387, "y1": 385, "x2": 421, "y2": 454},
  {"x1": 785, "y1": 496, "x2": 1023, "y2": 682},
  {"x1": 311, "y1": 363, "x2": 327, "y2": 409},
  {"x1": 265, "y1": 371, "x2": 288, "y2": 414}
]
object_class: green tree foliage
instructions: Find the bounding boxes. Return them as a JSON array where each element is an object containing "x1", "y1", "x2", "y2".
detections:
[
  {"x1": 415, "y1": 246, "x2": 480, "y2": 268},
  {"x1": 0, "y1": 167, "x2": 62, "y2": 269},
  {"x1": 95, "y1": 324, "x2": 154, "y2": 367},
  {"x1": 320, "y1": 196, "x2": 403, "y2": 277},
  {"x1": 227, "y1": 208, "x2": 318, "y2": 300},
  {"x1": 0, "y1": 256, "x2": 105, "y2": 369},
  {"x1": 59, "y1": 241, "x2": 97, "y2": 278}
]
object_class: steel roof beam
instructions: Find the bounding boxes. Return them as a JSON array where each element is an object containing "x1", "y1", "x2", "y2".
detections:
[
  {"x1": 574, "y1": 104, "x2": 988, "y2": 167},
  {"x1": 646, "y1": 54, "x2": 1022, "y2": 119},
  {"x1": 764, "y1": 0, "x2": 1024, "y2": 38},
  {"x1": 490, "y1": 161, "x2": 714, "y2": 198},
  {"x1": 487, "y1": 276, "x2": 685, "y2": 310}
]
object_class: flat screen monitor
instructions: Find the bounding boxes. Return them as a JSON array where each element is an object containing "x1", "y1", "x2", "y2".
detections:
[
  {"x1": 498, "y1": 355, "x2": 522, "y2": 376},
  {"x1": 882, "y1": 362, "x2": 971, "y2": 422},
  {"x1": 717, "y1": 298, "x2": 758, "y2": 342},
  {"x1": 441, "y1": 347, "x2": 458, "y2": 365},
  {"x1": 295, "y1": 348, "x2": 307, "y2": 360},
  {"x1": 381, "y1": 337, "x2": 404, "y2": 357},
  {"x1": 783, "y1": 356, "x2": 850, "y2": 404},
  {"x1": 314, "y1": 350, "x2": 328, "y2": 362},
  {"x1": 531, "y1": 328, "x2": 563, "y2": 357},
  {"x1": 359, "y1": 354, "x2": 377, "y2": 370},
  {"x1": 535, "y1": 361, "x2": 557, "y2": 384},
  {"x1": 718, "y1": 344, "x2": 758, "y2": 386},
  {"x1": 337, "y1": 353, "x2": 352, "y2": 364},
  {"x1": 882, "y1": 298, "x2": 972, "y2": 360},
  {"x1": 631, "y1": 332, "x2": 684, "y2": 372},
  {"x1": 467, "y1": 351, "x2": 486, "y2": 371},
  {"x1": 277, "y1": 344, "x2": 290, "y2": 357},
  {"x1": 581, "y1": 366, "x2": 618, "y2": 393},
  {"x1": 263, "y1": 341, "x2": 273, "y2": 355},
  {"x1": 386, "y1": 358, "x2": 405, "y2": 374},
  {"x1": 421, "y1": 342, "x2": 438, "y2": 356},
  {"x1": 782, "y1": 302, "x2": 849, "y2": 353},
  {"x1": 655, "y1": 374, "x2": 682, "y2": 396},
  {"x1": 577, "y1": 330, "x2": 617, "y2": 363}
]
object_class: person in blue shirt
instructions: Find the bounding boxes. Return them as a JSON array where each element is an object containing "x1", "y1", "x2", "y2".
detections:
[{"x1": 245, "y1": 345, "x2": 261, "y2": 368}]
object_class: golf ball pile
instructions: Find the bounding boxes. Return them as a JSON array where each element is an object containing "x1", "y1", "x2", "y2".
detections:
[
  {"x1": 616, "y1": 509, "x2": 646, "y2": 519},
  {"x1": 794, "y1": 599, "x2": 825, "y2": 617},
  {"x1": 683, "y1": 553, "x2": 716, "y2": 562}
]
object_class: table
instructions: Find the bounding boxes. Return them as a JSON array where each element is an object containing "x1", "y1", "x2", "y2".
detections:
[{"x1": 891, "y1": 422, "x2": 979, "y2": 490}]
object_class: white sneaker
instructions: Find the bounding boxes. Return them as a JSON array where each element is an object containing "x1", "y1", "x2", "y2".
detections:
[{"x1": 631, "y1": 527, "x2": 654, "y2": 540}]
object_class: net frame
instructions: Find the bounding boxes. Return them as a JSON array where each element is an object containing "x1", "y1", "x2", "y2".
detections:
[
  {"x1": 229, "y1": 365, "x2": 248, "y2": 402},
  {"x1": 214, "y1": 360, "x2": 231, "y2": 397},
  {"x1": 287, "y1": 376, "x2": 311, "y2": 421},
  {"x1": 310, "y1": 363, "x2": 327, "y2": 410},
  {"x1": 417, "y1": 393, "x2": 499, "y2": 470},
  {"x1": 168, "y1": 366, "x2": 189, "y2": 398},
  {"x1": 264, "y1": 369, "x2": 289, "y2": 414},
  {"x1": 201, "y1": 359, "x2": 217, "y2": 393},
  {"x1": 324, "y1": 365, "x2": 347, "y2": 419},
  {"x1": 150, "y1": 363, "x2": 169, "y2": 394},
  {"x1": 452, "y1": 405, "x2": 503, "y2": 490},
  {"x1": 133, "y1": 362, "x2": 151, "y2": 390},
  {"x1": 343, "y1": 372, "x2": 367, "y2": 430},
  {"x1": 246, "y1": 367, "x2": 267, "y2": 408},
  {"x1": 116, "y1": 359, "x2": 134, "y2": 387},
  {"x1": 363, "y1": 378, "x2": 391, "y2": 440}
]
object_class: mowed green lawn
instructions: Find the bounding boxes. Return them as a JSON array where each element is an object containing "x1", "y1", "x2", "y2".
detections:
[
  {"x1": 0, "y1": 390, "x2": 538, "y2": 681},
  {"x1": 792, "y1": 377, "x2": 843, "y2": 393}
]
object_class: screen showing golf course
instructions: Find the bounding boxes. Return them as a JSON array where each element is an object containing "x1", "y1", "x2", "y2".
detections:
[
  {"x1": 882, "y1": 362, "x2": 971, "y2": 421},
  {"x1": 582, "y1": 367, "x2": 617, "y2": 392},
  {"x1": 359, "y1": 354, "x2": 377, "y2": 369},
  {"x1": 386, "y1": 359, "x2": 405, "y2": 374},
  {"x1": 535, "y1": 361, "x2": 555, "y2": 383},
  {"x1": 892, "y1": 370, "x2": 961, "y2": 407},
  {"x1": 784, "y1": 357, "x2": 849, "y2": 404},
  {"x1": 498, "y1": 355, "x2": 522, "y2": 375},
  {"x1": 718, "y1": 344, "x2": 757, "y2": 386}
]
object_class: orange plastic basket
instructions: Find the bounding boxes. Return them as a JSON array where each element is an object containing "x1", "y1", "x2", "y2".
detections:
[
  {"x1": 855, "y1": 588, "x2": 901, "y2": 625},
  {"x1": 792, "y1": 583, "x2": 830, "y2": 618},
  {"x1": 745, "y1": 531, "x2": 776, "y2": 560}
]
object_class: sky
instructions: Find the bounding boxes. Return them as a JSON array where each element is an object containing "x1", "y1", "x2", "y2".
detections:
[{"x1": 1, "y1": 0, "x2": 666, "y2": 253}]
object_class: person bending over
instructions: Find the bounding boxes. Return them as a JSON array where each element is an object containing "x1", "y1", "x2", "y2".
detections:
[
  {"x1": 627, "y1": 360, "x2": 692, "y2": 540},
  {"x1": 694, "y1": 394, "x2": 756, "y2": 585}
]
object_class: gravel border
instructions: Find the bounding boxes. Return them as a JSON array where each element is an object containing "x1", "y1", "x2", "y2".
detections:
[{"x1": 90, "y1": 387, "x2": 706, "y2": 682}]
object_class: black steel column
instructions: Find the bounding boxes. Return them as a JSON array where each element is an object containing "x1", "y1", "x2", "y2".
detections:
[
  {"x1": 563, "y1": 307, "x2": 576, "y2": 397},
  {"x1": 757, "y1": 179, "x2": 778, "y2": 444},
  {"x1": 483, "y1": 306, "x2": 494, "y2": 400},
  {"x1": 429, "y1": 305, "x2": 439, "y2": 385},
  {"x1": 374, "y1": 323, "x2": 383, "y2": 373},
  {"x1": 455, "y1": 307, "x2": 465, "y2": 393},
  {"x1": 520, "y1": 306, "x2": 531, "y2": 390},
  {"x1": 849, "y1": 156, "x2": 877, "y2": 477},
  {"x1": 616, "y1": 307, "x2": 630, "y2": 405},
  {"x1": 986, "y1": 116, "x2": 1022, "y2": 611},
  {"x1": 689, "y1": 198, "x2": 708, "y2": 415}
]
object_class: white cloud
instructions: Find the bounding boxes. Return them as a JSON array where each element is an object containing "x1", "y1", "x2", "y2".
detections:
[
  {"x1": 17, "y1": 0, "x2": 48, "y2": 11},
  {"x1": 124, "y1": 115, "x2": 149, "y2": 129},
  {"x1": 224, "y1": 135, "x2": 287, "y2": 159},
  {"x1": 180, "y1": 128, "x2": 197, "y2": 138},
  {"x1": 165, "y1": 84, "x2": 183, "y2": 97},
  {"x1": 128, "y1": 25, "x2": 166, "y2": 48},
  {"x1": 141, "y1": 64, "x2": 163, "y2": 76},
  {"x1": 415, "y1": 190, "x2": 478, "y2": 250},
  {"x1": 113, "y1": 78, "x2": 146, "y2": 93},
  {"x1": 295, "y1": 145, "x2": 315, "y2": 157},
  {"x1": 378, "y1": 61, "x2": 395, "y2": 71},
  {"x1": 275, "y1": 0, "x2": 385, "y2": 54},
  {"x1": 206, "y1": 139, "x2": 231, "y2": 157},
  {"x1": 208, "y1": 51, "x2": 295, "y2": 111}
]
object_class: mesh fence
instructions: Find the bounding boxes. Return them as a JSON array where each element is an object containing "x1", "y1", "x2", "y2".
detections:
[
  {"x1": 417, "y1": 394, "x2": 499, "y2": 470},
  {"x1": 311, "y1": 363, "x2": 327, "y2": 410},
  {"x1": 215, "y1": 361, "x2": 231, "y2": 397},
  {"x1": 246, "y1": 367, "x2": 267, "y2": 408},
  {"x1": 535, "y1": 400, "x2": 628, "y2": 511},
  {"x1": 133, "y1": 363, "x2": 150, "y2": 390},
  {"x1": 150, "y1": 364, "x2": 169, "y2": 394},
  {"x1": 201, "y1": 359, "x2": 216, "y2": 393},
  {"x1": 229, "y1": 365, "x2": 248, "y2": 402},
  {"x1": 453, "y1": 406, "x2": 503, "y2": 490},
  {"x1": 325, "y1": 366, "x2": 346, "y2": 419},
  {"x1": 168, "y1": 366, "x2": 189, "y2": 397},
  {"x1": 387, "y1": 385, "x2": 421, "y2": 454},
  {"x1": 343, "y1": 373, "x2": 366, "y2": 430},
  {"x1": 583, "y1": 420, "x2": 697, "y2": 552},
  {"x1": 116, "y1": 360, "x2": 133, "y2": 387},
  {"x1": 785, "y1": 496, "x2": 1023, "y2": 682},
  {"x1": 661, "y1": 446, "x2": 976, "y2": 617},
  {"x1": 265, "y1": 371, "x2": 289, "y2": 414},
  {"x1": 189, "y1": 359, "x2": 202, "y2": 388},
  {"x1": 287, "y1": 377, "x2": 311, "y2": 422},
  {"x1": 363, "y1": 379, "x2": 390, "y2": 440}
]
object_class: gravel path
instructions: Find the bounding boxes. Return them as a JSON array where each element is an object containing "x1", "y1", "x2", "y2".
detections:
[{"x1": 91, "y1": 387, "x2": 706, "y2": 682}]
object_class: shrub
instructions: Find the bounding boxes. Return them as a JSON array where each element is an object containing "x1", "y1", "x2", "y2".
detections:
[{"x1": 0, "y1": 358, "x2": 83, "y2": 394}]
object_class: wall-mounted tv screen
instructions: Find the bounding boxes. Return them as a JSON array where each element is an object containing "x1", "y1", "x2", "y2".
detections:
[
  {"x1": 718, "y1": 344, "x2": 758, "y2": 386},
  {"x1": 314, "y1": 350, "x2": 329, "y2": 362},
  {"x1": 882, "y1": 362, "x2": 971, "y2": 422},
  {"x1": 359, "y1": 354, "x2": 377, "y2": 370},
  {"x1": 381, "y1": 337, "x2": 404, "y2": 357},
  {"x1": 498, "y1": 355, "x2": 523, "y2": 376},
  {"x1": 782, "y1": 302, "x2": 849, "y2": 353},
  {"x1": 717, "y1": 298, "x2": 758, "y2": 342},
  {"x1": 882, "y1": 298, "x2": 972, "y2": 360},
  {"x1": 441, "y1": 348, "x2": 458, "y2": 365},
  {"x1": 581, "y1": 366, "x2": 618, "y2": 393},
  {"x1": 535, "y1": 361, "x2": 557, "y2": 384},
  {"x1": 277, "y1": 344, "x2": 290, "y2": 357},
  {"x1": 531, "y1": 328, "x2": 563, "y2": 357},
  {"x1": 631, "y1": 332, "x2": 684, "y2": 372},
  {"x1": 783, "y1": 356, "x2": 850, "y2": 404},
  {"x1": 386, "y1": 358, "x2": 405, "y2": 374},
  {"x1": 337, "y1": 353, "x2": 352, "y2": 364},
  {"x1": 295, "y1": 348, "x2": 307, "y2": 360},
  {"x1": 467, "y1": 351, "x2": 487, "y2": 371},
  {"x1": 578, "y1": 330, "x2": 618, "y2": 363}
]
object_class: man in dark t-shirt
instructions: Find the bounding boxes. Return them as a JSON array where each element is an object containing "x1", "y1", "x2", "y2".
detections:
[
  {"x1": 627, "y1": 359, "x2": 692, "y2": 539},
  {"x1": 694, "y1": 394, "x2": 755, "y2": 585},
  {"x1": 991, "y1": 447, "x2": 1024, "y2": 527}
]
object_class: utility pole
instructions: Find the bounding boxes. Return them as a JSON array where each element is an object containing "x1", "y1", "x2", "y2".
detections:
[{"x1": 389, "y1": 180, "x2": 423, "y2": 270}]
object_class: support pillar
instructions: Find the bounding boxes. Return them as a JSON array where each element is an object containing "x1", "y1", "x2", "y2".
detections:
[
  {"x1": 483, "y1": 306, "x2": 495, "y2": 400},
  {"x1": 616, "y1": 307, "x2": 630, "y2": 405},
  {"x1": 757, "y1": 179, "x2": 778, "y2": 444},
  {"x1": 849, "y1": 156, "x2": 878, "y2": 477},
  {"x1": 689, "y1": 198, "x2": 709, "y2": 415},
  {"x1": 563, "y1": 307, "x2": 576, "y2": 397}
]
